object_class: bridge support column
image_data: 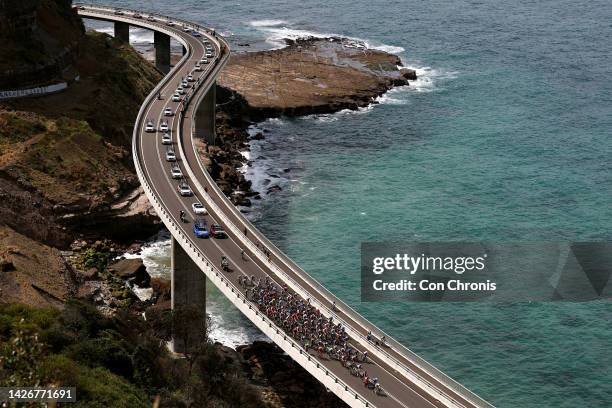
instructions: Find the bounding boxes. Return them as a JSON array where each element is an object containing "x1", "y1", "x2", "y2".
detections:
[
  {"x1": 154, "y1": 31, "x2": 171, "y2": 74},
  {"x1": 114, "y1": 21, "x2": 129, "y2": 42},
  {"x1": 194, "y1": 83, "x2": 216, "y2": 145},
  {"x1": 182, "y1": 45, "x2": 187, "y2": 56},
  {"x1": 171, "y1": 237, "x2": 206, "y2": 354}
]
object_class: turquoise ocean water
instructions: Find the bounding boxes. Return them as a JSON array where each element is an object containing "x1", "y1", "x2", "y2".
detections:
[{"x1": 91, "y1": 0, "x2": 612, "y2": 406}]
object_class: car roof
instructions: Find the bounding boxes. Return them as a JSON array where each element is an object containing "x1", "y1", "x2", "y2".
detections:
[{"x1": 193, "y1": 203, "x2": 203, "y2": 207}]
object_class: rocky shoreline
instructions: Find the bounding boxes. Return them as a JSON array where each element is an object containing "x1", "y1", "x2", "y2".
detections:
[{"x1": 206, "y1": 36, "x2": 416, "y2": 206}]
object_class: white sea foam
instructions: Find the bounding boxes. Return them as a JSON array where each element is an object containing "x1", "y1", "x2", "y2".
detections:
[
  {"x1": 406, "y1": 66, "x2": 459, "y2": 93},
  {"x1": 130, "y1": 27, "x2": 154, "y2": 44},
  {"x1": 248, "y1": 20, "x2": 404, "y2": 54},
  {"x1": 122, "y1": 230, "x2": 171, "y2": 279},
  {"x1": 249, "y1": 19, "x2": 288, "y2": 27},
  {"x1": 208, "y1": 312, "x2": 270, "y2": 349},
  {"x1": 93, "y1": 26, "x2": 114, "y2": 36},
  {"x1": 121, "y1": 230, "x2": 268, "y2": 348}
]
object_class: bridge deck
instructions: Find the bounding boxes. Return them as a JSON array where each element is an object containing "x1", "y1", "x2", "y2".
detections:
[{"x1": 77, "y1": 5, "x2": 493, "y2": 408}]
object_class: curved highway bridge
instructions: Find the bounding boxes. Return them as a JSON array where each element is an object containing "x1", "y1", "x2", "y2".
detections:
[{"x1": 76, "y1": 5, "x2": 494, "y2": 408}]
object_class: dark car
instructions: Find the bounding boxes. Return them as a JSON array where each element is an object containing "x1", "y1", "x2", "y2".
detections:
[
  {"x1": 210, "y1": 223, "x2": 226, "y2": 238},
  {"x1": 193, "y1": 219, "x2": 209, "y2": 238}
]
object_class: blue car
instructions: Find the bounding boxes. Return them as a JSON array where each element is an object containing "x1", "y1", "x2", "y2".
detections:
[
  {"x1": 193, "y1": 219, "x2": 209, "y2": 238},
  {"x1": 191, "y1": 31, "x2": 202, "y2": 37}
]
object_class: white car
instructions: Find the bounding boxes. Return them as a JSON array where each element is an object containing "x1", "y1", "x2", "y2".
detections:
[
  {"x1": 192, "y1": 202, "x2": 208, "y2": 215},
  {"x1": 166, "y1": 20, "x2": 175, "y2": 26},
  {"x1": 171, "y1": 165, "x2": 183, "y2": 179},
  {"x1": 195, "y1": 63, "x2": 202, "y2": 71},
  {"x1": 147, "y1": 15, "x2": 155, "y2": 22},
  {"x1": 200, "y1": 58, "x2": 209, "y2": 65},
  {"x1": 181, "y1": 80, "x2": 189, "y2": 88},
  {"x1": 164, "y1": 107, "x2": 173, "y2": 116},
  {"x1": 159, "y1": 121, "x2": 169, "y2": 132},
  {"x1": 172, "y1": 93, "x2": 181, "y2": 102},
  {"x1": 187, "y1": 74, "x2": 194, "y2": 82},
  {"x1": 166, "y1": 150, "x2": 176, "y2": 162},
  {"x1": 161, "y1": 133, "x2": 172, "y2": 145},
  {"x1": 182, "y1": 25, "x2": 190, "y2": 32},
  {"x1": 178, "y1": 182, "x2": 192, "y2": 196},
  {"x1": 176, "y1": 85, "x2": 185, "y2": 94},
  {"x1": 206, "y1": 52, "x2": 213, "y2": 58},
  {"x1": 145, "y1": 120, "x2": 155, "y2": 132}
]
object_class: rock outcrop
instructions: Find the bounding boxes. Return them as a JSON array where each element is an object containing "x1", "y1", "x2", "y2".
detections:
[
  {"x1": 0, "y1": 0, "x2": 84, "y2": 89},
  {"x1": 208, "y1": 37, "x2": 416, "y2": 200},
  {"x1": 0, "y1": 225, "x2": 77, "y2": 308},
  {"x1": 108, "y1": 258, "x2": 150, "y2": 287},
  {"x1": 218, "y1": 36, "x2": 412, "y2": 119},
  {"x1": 238, "y1": 341, "x2": 347, "y2": 408}
]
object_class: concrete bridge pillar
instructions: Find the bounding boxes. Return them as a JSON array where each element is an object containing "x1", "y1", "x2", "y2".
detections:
[
  {"x1": 171, "y1": 237, "x2": 207, "y2": 354},
  {"x1": 114, "y1": 21, "x2": 129, "y2": 42},
  {"x1": 154, "y1": 31, "x2": 171, "y2": 74},
  {"x1": 194, "y1": 83, "x2": 216, "y2": 145}
]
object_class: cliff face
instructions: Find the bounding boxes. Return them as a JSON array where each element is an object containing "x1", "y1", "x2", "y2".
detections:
[
  {"x1": 0, "y1": 29, "x2": 162, "y2": 247},
  {"x1": 0, "y1": 0, "x2": 84, "y2": 88}
]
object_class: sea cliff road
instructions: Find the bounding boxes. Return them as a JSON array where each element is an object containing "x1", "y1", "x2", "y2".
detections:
[{"x1": 76, "y1": 4, "x2": 495, "y2": 408}]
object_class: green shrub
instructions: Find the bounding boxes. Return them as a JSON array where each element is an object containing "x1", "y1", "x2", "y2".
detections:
[
  {"x1": 42, "y1": 355, "x2": 149, "y2": 408},
  {"x1": 65, "y1": 336, "x2": 134, "y2": 379}
]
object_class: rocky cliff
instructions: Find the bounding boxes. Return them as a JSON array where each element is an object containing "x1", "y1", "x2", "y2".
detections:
[
  {"x1": 0, "y1": 0, "x2": 84, "y2": 88},
  {"x1": 1, "y1": 31, "x2": 162, "y2": 248}
]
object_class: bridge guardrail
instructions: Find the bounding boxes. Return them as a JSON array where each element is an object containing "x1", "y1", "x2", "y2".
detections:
[
  {"x1": 177, "y1": 50, "x2": 476, "y2": 408},
  {"x1": 177, "y1": 25, "x2": 495, "y2": 408},
  {"x1": 82, "y1": 5, "x2": 485, "y2": 406},
  {"x1": 78, "y1": 6, "x2": 378, "y2": 407},
  {"x1": 78, "y1": 5, "x2": 493, "y2": 407},
  {"x1": 179, "y1": 52, "x2": 491, "y2": 408}
]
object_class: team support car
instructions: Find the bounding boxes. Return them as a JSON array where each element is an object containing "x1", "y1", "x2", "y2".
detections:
[
  {"x1": 133, "y1": 12, "x2": 142, "y2": 18},
  {"x1": 166, "y1": 20, "x2": 175, "y2": 26},
  {"x1": 113, "y1": 10, "x2": 123, "y2": 15},
  {"x1": 200, "y1": 58, "x2": 209, "y2": 65},
  {"x1": 195, "y1": 62, "x2": 202, "y2": 71},
  {"x1": 191, "y1": 202, "x2": 207, "y2": 215},
  {"x1": 161, "y1": 133, "x2": 172, "y2": 145},
  {"x1": 210, "y1": 224, "x2": 227, "y2": 238},
  {"x1": 181, "y1": 79, "x2": 189, "y2": 88},
  {"x1": 191, "y1": 30, "x2": 201, "y2": 37},
  {"x1": 166, "y1": 149, "x2": 176, "y2": 162},
  {"x1": 193, "y1": 219, "x2": 209, "y2": 238},
  {"x1": 176, "y1": 85, "x2": 185, "y2": 94},
  {"x1": 178, "y1": 181, "x2": 193, "y2": 196},
  {"x1": 171, "y1": 165, "x2": 182, "y2": 179},
  {"x1": 187, "y1": 74, "x2": 194, "y2": 82},
  {"x1": 147, "y1": 15, "x2": 156, "y2": 22},
  {"x1": 172, "y1": 92, "x2": 181, "y2": 102},
  {"x1": 164, "y1": 107, "x2": 173, "y2": 116},
  {"x1": 145, "y1": 120, "x2": 155, "y2": 132},
  {"x1": 182, "y1": 25, "x2": 190, "y2": 32},
  {"x1": 159, "y1": 121, "x2": 169, "y2": 132}
]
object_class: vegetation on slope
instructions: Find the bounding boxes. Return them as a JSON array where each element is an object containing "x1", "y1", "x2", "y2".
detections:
[{"x1": 0, "y1": 301, "x2": 265, "y2": 408}]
